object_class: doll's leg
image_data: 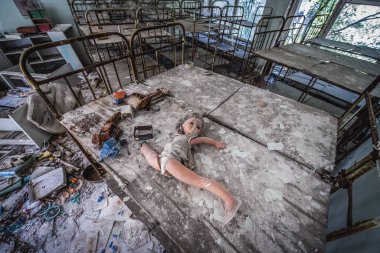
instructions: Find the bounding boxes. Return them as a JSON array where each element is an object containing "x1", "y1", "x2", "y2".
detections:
[
  {"x1": 140, "y1": 143, "x2": 172, "y2": 177},
  {"x1": 140, "y1": 143, "x2": 160, "y2": 171},
  {"x1": 165, "y1": 159, "x2": 240, "y2": 223}
]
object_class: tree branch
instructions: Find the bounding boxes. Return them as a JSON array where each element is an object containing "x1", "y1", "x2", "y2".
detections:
[{"x1": 331, "y1": 12, "x2": 380, "y2": 34}]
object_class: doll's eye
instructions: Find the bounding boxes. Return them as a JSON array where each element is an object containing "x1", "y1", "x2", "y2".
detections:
[
  {"x1": 197, "y1": 126, "x2": 200, "y2": 129},
  {"x1": 190, "y1": 122, "x2": 193, "y2": 125}
]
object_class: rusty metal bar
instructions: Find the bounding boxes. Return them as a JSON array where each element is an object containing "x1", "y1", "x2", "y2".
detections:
[
  {"x1": 346, "y1": 156, "x2": 376, "y2": 182},
  {"x1": 20, "y1": 32, "x2": 131, "y2": 82},
  {"x1": 277, "y1": 15, "x2": 306, "y2": 46},
  {"x1": 85, "y1": 7, "x2": 137, "y2": 27},
  {"x1": 365, "y1": 92, "x2": 380, "y2": 156},
  {"x1": 64, "y1": 76, "x2": 82, "y2": 106},
  {"x1": 327, "y1": 217, "x2": 380, "y2": 242},
  {"x1": 241, "y1": 16, "x2": 285, "y2": 81},
  {"x1": 20, "y1": 32, "x2": 133, "y2": 118},
  {"x1": 92, "y1": 38, "x2": 113, "y2": 94},
  {"x1": 82, "y1": 71, "x2": 97, "y2": 100},
  {"x1": 130, "y1": 22, "x2": 185, "y2": 83},
  {"x1": 347, "y1": 182, "x2": 352, "y2": 227},
  {"x1": 339, "y1": 76, "x2": 380, "y2": 128},
  {"x1": 63, "y1": 124, "x2": 105, "y2": 181},
  {"x1": 331, "y1": 154, "x2": 375, "y2": 194}
]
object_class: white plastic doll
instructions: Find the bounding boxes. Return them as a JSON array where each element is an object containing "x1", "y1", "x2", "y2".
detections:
[{"x1": 141, "y1": 113, "x2": 241, "y2": 224}]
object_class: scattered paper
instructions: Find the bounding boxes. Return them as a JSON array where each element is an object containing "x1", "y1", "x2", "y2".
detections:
[
  {"x1": 80, "y1": 219, "x2": 114, "y2": 252},
  {"x1": 99, "y1": 195, "x2": 132, "y2": 221},
  {"x1": 31, "y1": 167, "x2": 66, "y2": 200},
  {"x1": 84, "y1": 230, "x2": 98, "y2": 253},
  {"x1": 93, "y1": 185, "x2": 109, "y2": 211},
  {"x1": 267, "y1": 142, "x2": 284, "y2": 151},
  {"x1": 105, "y1": 224, "x2": 123, "y2": 253},
  {"x1": 215, "y1": 238, "x2": 223, "y2": 245}
]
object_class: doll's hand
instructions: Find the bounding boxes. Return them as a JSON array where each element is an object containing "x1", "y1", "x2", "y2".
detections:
[{"x1": 215, "y1": 141, "x2": 226, "y2": 149}]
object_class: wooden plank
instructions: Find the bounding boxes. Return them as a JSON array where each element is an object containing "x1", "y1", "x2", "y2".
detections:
[
  {"x1": 254, "y1": 47, "x2": 375, "y2": 94},
  {"x1": 308, "y1": 38, "x2": 380, "y2": 60},
  {"x1": 254, "y1": 47, "x2": 323, "y2": 70},
  {"x1": 283, "y1": 43, "x2": 380, "y2": 76},
  {"x1": 209, "y1": 84, "x2": 337, "y2": 171},
  {"x1": 309, "y1": 62, "x2": 375, "y2": 94},
  {"x1": 123, "y1": 65, "x2": 244, "y2": 113}
]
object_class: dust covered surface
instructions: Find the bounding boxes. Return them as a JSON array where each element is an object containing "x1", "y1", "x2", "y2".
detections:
[
  {"x1": 210, "y1": 85, "x2": 337, "y2": 171},
  {"x1": 59, "y1": 67, "x2": 333, "y2": 252},
  {"x1": 135, "y1": 65, "x2": 244, "y2": 113},
  {"x1": 124, "y1": 118, "x2": 331, "y2": 253},
  {"x1": 0, "y1": 181, "x2": 164, "y2": 253}
]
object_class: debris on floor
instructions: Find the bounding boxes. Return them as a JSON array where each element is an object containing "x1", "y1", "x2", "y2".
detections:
[
  {"x1": 267, "y1": 142, "x2": 285, "y2": 151},
  {"x1": 0, "y1": 133, "x2": 164, "y2": 253}
]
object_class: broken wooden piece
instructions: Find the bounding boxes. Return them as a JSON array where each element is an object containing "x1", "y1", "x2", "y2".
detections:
[
  {"x1": 92, "y1": 112, "x2": 122, "y2": 147},
  {"x1": 29, "y1": 167, "x2": 67, "y2": 200},
  {"x1": 126, "y1": 88, "x2": 171, "y2": 110}
]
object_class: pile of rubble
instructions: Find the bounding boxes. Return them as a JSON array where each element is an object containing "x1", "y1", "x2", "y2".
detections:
[{"x1": 0, "y1": 134, "x2": 164, "y2": 253}]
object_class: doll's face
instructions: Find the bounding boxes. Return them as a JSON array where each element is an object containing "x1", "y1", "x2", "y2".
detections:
[{"x1": 182, "y1": 117, "x2": 203, "y2": 135}]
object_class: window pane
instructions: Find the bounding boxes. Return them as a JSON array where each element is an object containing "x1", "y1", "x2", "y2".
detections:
[
  {"x1": 238, "y1": 0, "x2": 267, "y2": 40},
  {"x1": 327, "y1": 4, "x2": 380, "y2": 49}
]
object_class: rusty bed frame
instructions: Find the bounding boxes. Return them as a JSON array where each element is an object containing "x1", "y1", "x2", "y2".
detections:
[
  {"x1": 328, "y1": 83, "x2": 380, "y2": 241},
  {"x1": 19, "y1": 32, "x2": 133, "y2": 192},
  {"x1": 19, "y1": 22, "x2": 185, "y2": 162},
  {"x1": 20, "y1": 22, "x2": 186, "y2": 111}
]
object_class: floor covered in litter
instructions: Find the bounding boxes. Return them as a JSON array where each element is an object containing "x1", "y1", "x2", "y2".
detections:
[
  {"x1": 1, "y1": 182, "x2": 164, "y2": 253},
  {"x1": 0, "y1": 135, "x2": 164, "y2": 253}
]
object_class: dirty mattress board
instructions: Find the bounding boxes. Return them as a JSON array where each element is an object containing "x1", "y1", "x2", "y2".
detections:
[
  {"x1": 60, "y1": 97, "x2": 331, "y2": 252},
  {"x1": 209, "y1": 85, "x2": 338, "y2": 171}
]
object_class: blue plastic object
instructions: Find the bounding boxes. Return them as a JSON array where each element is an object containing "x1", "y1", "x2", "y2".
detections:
[
  {"x1": 43, "y1": 203, "x2": 62, "y2": 221},
  {"x1": 0, "y1": 155, "x2": 35, "y2": 178},
  {"x1": 99, "y1": 138, "x2": 121, "y2": 161},
  {"x1": 71, "y1": 193, "x2": 81, "y2": 204}
]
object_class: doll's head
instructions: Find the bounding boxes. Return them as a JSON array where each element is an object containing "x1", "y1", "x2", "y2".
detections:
[{"x1": 175, "y1": 113, "x2": 205, "y2": 136}]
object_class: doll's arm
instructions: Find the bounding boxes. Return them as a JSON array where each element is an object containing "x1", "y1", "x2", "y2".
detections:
[{"x1": 190, "y1": 137, "x2": 226, "y2": 149}]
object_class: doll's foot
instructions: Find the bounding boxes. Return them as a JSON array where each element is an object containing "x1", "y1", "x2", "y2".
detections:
[{"x1": 222, "y1": 198, "x2": 241, "y2": 225}]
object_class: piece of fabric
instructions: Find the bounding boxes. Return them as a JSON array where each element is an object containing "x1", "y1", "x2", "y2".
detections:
[
  {"x1": 159, "y1": 133, "x2": 198, "y2": 174},
  {"x1": 27, "y1": 82, "x2": 84, "y2": 133}
]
